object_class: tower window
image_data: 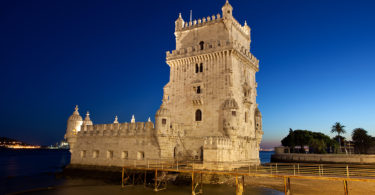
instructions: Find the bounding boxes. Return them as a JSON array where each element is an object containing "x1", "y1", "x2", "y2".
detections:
[
  {"x1": 93, "y1": 150, "x2": 99, "y2": 158},
  {"x1": 162, "y1": 118, "x2": 167, "y2": 125},
  {"x1": 199, "y1": 41, "x2": 204, "y2": 50},
  {"x1": 107, "y1": 150, "x2": 113, "y2": 159},
  {"x1": 232, "y1": 111, "x2": 236, "y2": 116},
  {"x1": 195, "y1": 109, "x2": 202, "y2": 121},
  {"x1": 196, "y1": 64, "x2": 199, "y2": 73},
  {"x1": 137, "y1": 151, "x2": 145, "y2": 160},
  {"x1": 200, "y1": 63, "x2": 203, "y2": 72},
  {"x1": 197, "y1": 86, "x2": 201, "y2": 94},
  {"x1": 245, "y1": 112, "x2": 248, "y2": 123},
  {"x1": 121, "y1": 151, "x2": 128, "y2": 159}
]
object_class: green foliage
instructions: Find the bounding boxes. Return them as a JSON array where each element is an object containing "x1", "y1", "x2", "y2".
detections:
[
  {"x1": 352, "y1": 128, "x2": 374, "y2": 154},
  {"x1": 281, "y1": 129, "x2": 338, "y2": 154}
]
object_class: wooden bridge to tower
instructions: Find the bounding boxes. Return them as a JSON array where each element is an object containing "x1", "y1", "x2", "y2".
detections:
[{"x1": 121, "y1": 160, "x2": 375, "y2": 195}]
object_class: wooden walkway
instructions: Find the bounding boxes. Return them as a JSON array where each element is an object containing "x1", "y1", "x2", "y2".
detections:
[{"x1": 121, "y1": 161, "x2": 375, "y2": 195}]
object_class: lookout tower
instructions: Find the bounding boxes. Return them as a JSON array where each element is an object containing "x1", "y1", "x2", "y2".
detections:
[{"x1": 162, "y1": 0, "x2": 263, "y2": 165}]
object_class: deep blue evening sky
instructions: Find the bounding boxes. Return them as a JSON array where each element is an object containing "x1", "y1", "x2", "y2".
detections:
[{"x1": 1, "y1": 0, "x2": 374, "y2": 148}]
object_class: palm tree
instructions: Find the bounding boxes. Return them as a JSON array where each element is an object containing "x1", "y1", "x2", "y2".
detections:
[{"x1": 331, "y1": 122, "x2": 346, "y2": 150}]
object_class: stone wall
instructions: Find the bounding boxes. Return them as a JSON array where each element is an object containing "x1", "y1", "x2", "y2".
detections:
[{"x1": 271, "y1": 153, "x2": 375, "y2": 164}]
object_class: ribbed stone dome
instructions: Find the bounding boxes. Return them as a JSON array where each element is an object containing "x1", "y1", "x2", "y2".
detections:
[{"x1": 68, "y1": 105, "x2": 83, "y2": 121}]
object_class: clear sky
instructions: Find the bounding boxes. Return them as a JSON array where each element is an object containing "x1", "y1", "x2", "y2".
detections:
[{"x1": 1, "y1": 0, "x2": 374, "y2": 148}]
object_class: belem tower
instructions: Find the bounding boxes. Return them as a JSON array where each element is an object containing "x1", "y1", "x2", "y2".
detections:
[{"x1": 65, "y1": 1, "x2": 263, "y2": 169}]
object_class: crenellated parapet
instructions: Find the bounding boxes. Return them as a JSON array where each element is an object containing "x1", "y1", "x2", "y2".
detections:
[
  {"x1": 166, "y1": 40, "x2": 259, "y2": 69},
  {"x1": 204, "y1": 136, "x2": 232, "y2": 150},
  {"x1": 78, "y1": 121, "x2": 155, "y2": 137},
  {"x1": 178, "y1": 13, "x2": 222, "y2": 31},
  {"x1": 176, "y1": 14, "x2": 249, "y2": 37}
]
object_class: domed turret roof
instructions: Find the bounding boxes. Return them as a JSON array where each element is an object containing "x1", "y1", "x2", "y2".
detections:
[
  {"x1": 223, "y1": 98, "x2": 239, "y2": 109},
  {"x1": 68, "y1": 105, "x2": 83, "y2": 121},
  {"x1": 82, "y1": 111, "x2": 93, "y2": 125},
  {"x1": 255, "y1": 107, "x2": 262, "y2": 116},
  {"x1": 156, "y1": 106, "x2": 171, "y2": 117}
]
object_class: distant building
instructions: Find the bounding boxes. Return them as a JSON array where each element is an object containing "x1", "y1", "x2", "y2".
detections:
[{"x1": 65, "y1": 1, "x2": 263, "y2": 169}]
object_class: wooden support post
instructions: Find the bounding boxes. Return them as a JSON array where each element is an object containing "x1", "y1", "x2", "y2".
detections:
[
  {"x1": 242, "y1": 175, "x2": 245, "y2": 193},
  {"x1": 121, "y1": 167, "x2": 124, "y2": 188},
  {"x1": 343, "y1": 180, "x2": 348, "y2": 195},
  {"x1": 192, "y1": 172, "x2": 195, "y2": 195},
  {"x1": 236, "y1": 175, "x2": 244, "y2": 195},
  {"x1": 154, "y1": 169, "x2": 158, "y2": 191},
  {"x1": 200, "y1": 173, "x2": 203, "y2": 194},
  {"x1": 236, "y1": 175, "x2": 238, "y2": 194},
  {"x1": 284, "y1": 177, "x2": 287, "y2": 195},
  {"x1": 293, "y1": 165, "x2": 296, "y2": 176},
  {"x1": 284, "y1": 177, "x2": 291, "y2": 195}
]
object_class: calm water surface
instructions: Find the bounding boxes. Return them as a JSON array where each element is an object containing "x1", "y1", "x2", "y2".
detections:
[{"x1": 0, "y1": 149, "x2": 280, "y2": 195}]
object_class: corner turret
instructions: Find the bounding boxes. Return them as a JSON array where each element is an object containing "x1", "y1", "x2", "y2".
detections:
[
  {"x1": 82, "y1": 111, "x2": 93, "y2": 126},
  {"x1": 65, "y1": 105, "x2": 83, "y2": 152},
  {"x1": 175, "y1": 13, "x2": 184, "y2": 31},
  {"x1": 155, "y1": 106, "x2": 171, "y2": 135},
  {"x1": 222, "y1": 0, "x2": 233, "y2": 19}
]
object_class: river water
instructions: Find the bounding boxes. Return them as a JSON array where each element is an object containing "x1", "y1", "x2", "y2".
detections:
[{"x1": 0, "y1": 149, "x2": 281, "y2": 195}]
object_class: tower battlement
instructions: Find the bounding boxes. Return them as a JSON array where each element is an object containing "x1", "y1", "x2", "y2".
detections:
[{"x1": 176, "y1": 14, "x2": 250, "y2": 38}]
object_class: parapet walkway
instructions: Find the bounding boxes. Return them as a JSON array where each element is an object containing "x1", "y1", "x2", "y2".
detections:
[{"x1": 121, "y1": 161, "x2": 375, "y2": 195}]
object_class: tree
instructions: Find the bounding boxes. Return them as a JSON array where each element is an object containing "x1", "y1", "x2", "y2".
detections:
[
  {"x1": 331, "y1": 122, "x2": 346, "y2": 146},
  {"x1": 333, "y1": 135, "x2": 346, "y2": 146},
  {"x1": 281, "y1": 129, "x2": 337, "y2": 153},
  {"x1": 352, "y1": 128, "x2": 373, "y2": 154}
]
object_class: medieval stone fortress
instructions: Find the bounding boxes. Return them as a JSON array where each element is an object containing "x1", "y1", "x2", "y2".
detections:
[{"x1": 65, "y1": 1, "x2": 263, "y2": 169}]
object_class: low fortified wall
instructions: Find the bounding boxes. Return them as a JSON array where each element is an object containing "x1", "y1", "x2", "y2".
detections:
[{"x1": 271, "y1": 153, "x2": 375, "y2": 164}]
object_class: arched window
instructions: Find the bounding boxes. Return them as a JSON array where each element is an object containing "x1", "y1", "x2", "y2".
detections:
[
  {"x1": 245, "y1": 112, "x2": 248, "y2": 123},
  {"x1": 200, "y1": 63, "x2": 203, "y2": 72},
  {"x1": 195, "y1": 109, "x2": 202, "y2": 121},
  {"x1": 197, "y1": 86, "x2": 201, "y2": 94},
  {"x1": 195, "y1": 64, "x2": 199, "y2": 73},
  {"x1": 199, "y1": 41, "x2": 204, "y2": 50}
]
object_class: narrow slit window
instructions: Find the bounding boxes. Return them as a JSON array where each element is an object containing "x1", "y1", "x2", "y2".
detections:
[
  {"x1": 199, "y1": 41, "x2": 204, "y2": 50},
  {"x1": 195, "y1": 109, "x2": 202, "y2": 121},
  {"x1": 200, "y1": 63, "x2": 203, "y2": 72}
]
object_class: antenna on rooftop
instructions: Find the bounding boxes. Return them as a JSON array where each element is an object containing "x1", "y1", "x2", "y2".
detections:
[{"x1": 190, "y1": 10, "x2": 192, "y2": 22}]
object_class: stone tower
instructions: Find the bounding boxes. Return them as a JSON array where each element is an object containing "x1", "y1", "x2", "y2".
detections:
[{"x1": 161, "y1": 0, "x2": 263, "y2": 165}]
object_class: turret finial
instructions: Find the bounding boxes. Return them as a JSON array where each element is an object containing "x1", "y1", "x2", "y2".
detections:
[
  {"x1": 131, "y1": 115, "x2": 135, "y2": 123},
  {"x1": 148, "y1": 117, "x2": 151, "y2": 122},
  {"x1": 114, "y1": 115, "x2": 119, "y2": 124},
  {"x1": 75, "y1": 105, "x2": 78, "y2": 111}
]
